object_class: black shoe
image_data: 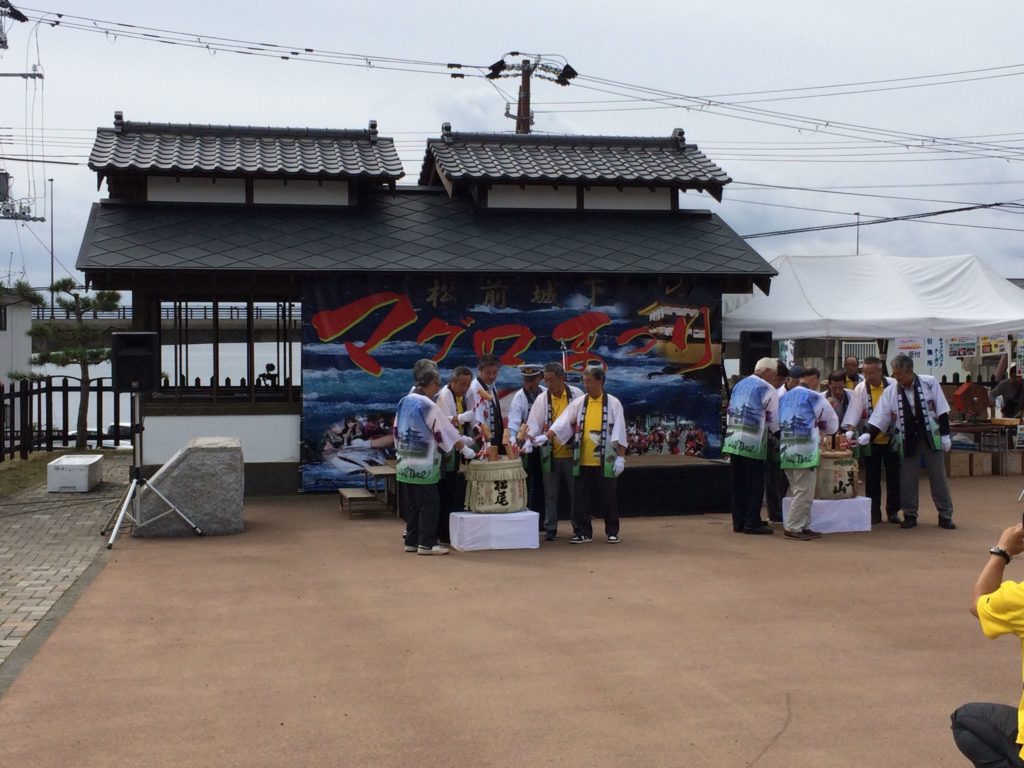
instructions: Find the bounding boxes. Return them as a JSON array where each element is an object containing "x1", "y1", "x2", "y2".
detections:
[
  {"x1": 544, "y1": 531, "x2": 556, "y2": 541},
  {"x1": 938, "y1": 519, "x2": 957, "y2": 530},
  {"x1": 743, "y1": 525, "x2": 774, "y2": 535},
  {"x1": 802, "y1": 528, "x2": 822, "y2": 539},
  {"x1": 733, "y1": 526, "x2": 744, "y2": 533},
  {"x1": 871, "y1": 517, "x2": 882, "y2": 525},
  {"x1": 784, "y1": 530, "x2": 811, "y2": 541},
  {"x1": 887, "y1": 515, "x2": 901, "y2": 524},
  {"x1": 900, "y1": 517, "x2": 918, "y2": 529}
]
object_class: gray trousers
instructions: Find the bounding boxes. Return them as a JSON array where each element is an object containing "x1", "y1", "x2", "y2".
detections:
[
  {"x1": 784, "y1": 467, "x2": 816, "y2": 533},
  {"x1": 900, "y1": 437, "x2": 954, "y2": 521},
  {"x1": 542, "y1": 457, "x2": 575, "y2": 533}
]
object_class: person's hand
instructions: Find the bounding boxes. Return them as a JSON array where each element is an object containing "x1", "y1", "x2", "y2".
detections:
[
  {"x1": 457, "y1": 411, "x2": 474, "y2": 424},
  {"x1": 613, "y1": 456, "x2": 625, "y2": 477},
  {"x1": 998, "y1": 524, "x2": 1024, "y2": 556},
  {"x1": 941, "y1": 435, "x2": 952, "y2": 453},
  {"x1": 460, "y1": 445, "x2": 476, "y2": 460},
  {"x1": 856, "y1": 433, "x2": 871, "y2": 446},
  {"x1": 845, "y1": 431, "x2": 856, "y2": 441},
  {"x1": 532, "y1": 434, "x2": 548, "y2": 446},
  {"x1": 349, "y1": 438, "x2": 370, "y2": 448},
  {"x1": 522, "y1": 439, "x2": 533, "y2": 455}
]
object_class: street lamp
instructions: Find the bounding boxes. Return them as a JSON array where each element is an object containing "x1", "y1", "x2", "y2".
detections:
[{"x1": 48, "y1": 177, "x2": 53, "y2": 316}]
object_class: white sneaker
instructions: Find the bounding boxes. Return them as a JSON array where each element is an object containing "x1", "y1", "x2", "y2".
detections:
[
  {"x1": 417, "y1": 545, "x2": 449, "y2": 556},
  {"x1": 403, "y1": 545, "x2": 417, "y2": 553},
  {"x1": 607, "y1": 535, "x2": 619, "y2": 544}
]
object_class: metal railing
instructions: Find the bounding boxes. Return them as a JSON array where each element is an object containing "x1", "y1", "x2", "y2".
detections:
[{"x1": 31, "y1": 304, "x2": 303, "y2": 322}]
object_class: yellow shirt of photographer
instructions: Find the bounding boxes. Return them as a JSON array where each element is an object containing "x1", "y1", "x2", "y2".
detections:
[{"x1": 977, "y1": 580, "x2": 1024, "y2": 759}]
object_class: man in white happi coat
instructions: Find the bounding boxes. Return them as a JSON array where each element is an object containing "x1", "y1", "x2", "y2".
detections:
[
  {"x1": 469, "y1": 353, "x2": 505, "y2": 453},
  {"x1": 840, "y1": 355, "x2": 901, "y2": 525},
  {"x1": 434, "y1": 365, "x2": 477, "y2": 542},
  {"x1": 524, "y1": 362, "x2": 584, "y2": 541},
  {"x1": 724, "y1": 357, "x2": 781, "y2": 535},
  {"x1": 506, "y1": 364, "x2": 547, "y2": 524},
  {"x1": 395, "y1": 363, "x2": 478, "y2": 555},
  {"x1": 533, "y1": 365, "x2": 627, "y2": 544},
  {"x1": 778, "y1": 379, "x2": 839, "y2": 541},
  {"x1": 858, "y1": 353, "x2": 955, "y2": 530},
  {"x1": 766, "y1": 361, "x2": 798, "y2": 523}
]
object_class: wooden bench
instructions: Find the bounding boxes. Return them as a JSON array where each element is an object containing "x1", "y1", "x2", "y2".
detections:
[{"x1": 338, "y1": 487, "x2": 383, "y2": 519}]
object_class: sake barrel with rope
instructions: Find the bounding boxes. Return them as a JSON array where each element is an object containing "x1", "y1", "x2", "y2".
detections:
[
  {"x1": 815, "y1": 450, "x2": 858, "y2": 500},
  {"x1": 464, "y1": 458, "x2": 528, "y2": 513}
]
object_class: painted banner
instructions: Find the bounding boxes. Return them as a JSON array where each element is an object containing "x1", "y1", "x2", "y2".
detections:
[
  {"x1": 979, "y1": 335, "x2": 1008, "y2": 356},
  {"x1": 924, "y1": 336, "x2": 945, "y2": 370},
  {"x1": 300, "y1": 275, "x2": 724, "y2": 491}
]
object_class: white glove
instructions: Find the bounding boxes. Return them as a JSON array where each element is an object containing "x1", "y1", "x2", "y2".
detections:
[
  {"x1": 522, "y1": 439, "x2": 534, "y2": 454},
  {"x1": 613, "y1": 456, "x2": 625, "y2": 477},
  {"x1": 348, "y1": 438, "x2": 370, "y2": 448},
  {"x1": 856, "y1": 433, "x2": 871, "y2": 447},
  {"x1": 941, "y1": 435, "x2": 952, "y2": 453},
  {"x1": 532, "y1": 434, "x2": 548, "y2": 447},
  {"x1": 460, "y1": 445, "x2": 476, "y2": 460},
  {"x1": 457, "y1": 411, "x2": 474, "y2": 424},
  {"x1": 845, "y1": 431, "x2": 856, "y2": 441}
]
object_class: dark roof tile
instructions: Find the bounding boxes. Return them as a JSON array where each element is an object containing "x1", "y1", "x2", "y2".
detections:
[
  {"x1": 77, "y1": 189, "x2": 772, "y2": 279},
  {"x1": 89, "y1": 119, "x2": 404, "y2": 180}
]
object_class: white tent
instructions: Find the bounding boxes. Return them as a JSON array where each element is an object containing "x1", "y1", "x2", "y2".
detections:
[{"x1": 722, "y1": 253, "x2": 1024, "y2": 340}]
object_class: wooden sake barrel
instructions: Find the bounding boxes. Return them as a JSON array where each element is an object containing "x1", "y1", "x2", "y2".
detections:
[
  {"x1": 815, "y1": 450, "x2": 858, "y2": 500},
  {"x1": 464, "y1": 458, "x2": 528, "y2": 513}
]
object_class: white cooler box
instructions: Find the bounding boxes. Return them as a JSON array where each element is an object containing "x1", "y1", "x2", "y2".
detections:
[
  {"x1": 449, "y1": 510, "x2": 540, "y2": 551},
  {"x1": 47, "y1": 454, "x2": 104, "y2": 493},
  {"x1": 782, "y1": 496, "x2": 871, "y2": 534}
]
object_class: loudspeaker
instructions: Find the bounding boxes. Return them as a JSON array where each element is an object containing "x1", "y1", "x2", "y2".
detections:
[
  {"x1": 111, "y1": 332, "x2": 159, "y2": 392},
  {"x1": 739, "y1": 331, "x2": 773, "y2": 376}
]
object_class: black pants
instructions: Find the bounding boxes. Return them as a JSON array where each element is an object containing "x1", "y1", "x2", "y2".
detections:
[
  {"x1": 864, "y1": 441, "x2": 901, "y2": 522},
  {"x1": 524, "y1": 450, "x2": 546, "y2": 528},
  {"x1": 436, "y1": 466, "x2": 464, "y2": 544},
  {"x1": 572, "y1": 466, "x2": 618, "y2": 538},
  {"x1": 951, "y1": 702, "x2": 1024, "y2": 767},
  {"x1": 401, "y1": 482, "x2": 440, "y2": 549},
  {"x1": 730, "y1": 454, "x2": 766, "y2": 532},
  {"x1": 765, "y1": 460, "x2": 788, "y2": 523}
]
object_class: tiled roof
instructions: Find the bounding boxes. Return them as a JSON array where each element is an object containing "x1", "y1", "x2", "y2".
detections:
[
  {"x1": 419, "y1": 127, "x2": 730, "y2": 197},
  {"x1": 77, "y1": 189, "x2": 772, "y2": 284},
  {"x1": 88, "y1": 114, "x2": 404, "y2": 180}
]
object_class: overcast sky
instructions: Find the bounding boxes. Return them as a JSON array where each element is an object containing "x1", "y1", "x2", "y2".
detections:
[{"x1": 2, "y1": 0, "x2": 1023, "y2": 291}]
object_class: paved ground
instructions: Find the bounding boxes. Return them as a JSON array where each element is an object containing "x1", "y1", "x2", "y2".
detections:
[
  {"x1": 0, "y1": 468, "x2": 1022, "y2": 767},
  {"x1": 0, "y1": 454, "x2": 128, "y2": 676}
]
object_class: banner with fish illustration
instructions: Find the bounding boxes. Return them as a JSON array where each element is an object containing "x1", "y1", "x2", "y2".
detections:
[{"x1": 301, "y1": 274, "x2": 724, "y2": 491}]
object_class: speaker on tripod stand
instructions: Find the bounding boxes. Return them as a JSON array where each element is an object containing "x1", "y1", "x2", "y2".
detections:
[
  {"x1": 739, "y1": 331, "x2": 774, "y2": 376},
  {"x1": 103, "y1": 332, "x2": 203, "y2": 548}
]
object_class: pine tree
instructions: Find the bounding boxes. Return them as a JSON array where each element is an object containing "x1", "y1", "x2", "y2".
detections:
[{"x1": 30, "y1": 279, "x2": 121, "y2": 449}]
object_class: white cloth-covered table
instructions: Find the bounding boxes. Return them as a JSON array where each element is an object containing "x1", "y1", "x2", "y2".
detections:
[
  {"x1": 449, "y1": 510, "x2": 540, "y2": 551},
  {"x1": 782, "y1": 496, "x2": 871, "y2": 533}
]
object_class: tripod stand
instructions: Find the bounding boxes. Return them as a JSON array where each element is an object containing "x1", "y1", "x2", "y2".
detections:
[{"x1": 103, "y1": 383, "x2": 203, "y2": 549}]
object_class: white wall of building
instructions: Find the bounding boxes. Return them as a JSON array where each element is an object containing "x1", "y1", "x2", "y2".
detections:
[
  {"x1": 253, "y1": 179, "x2": 349, "y2": 206},
  {"x1": 145, "y1": 414, "x2": 300, "y2": 464},
  {"x1": 1, "y1": 302, "x2": 33, "y2": 383},
  {"x1": 584, "y1": 187, "x2": 672, "y2": 210},
  {"x1": 147, "y1": 177, "x2": 246, "y2": 204},
  {"x1": 487, "y1": 185, "x2": 576, "y2": 209}
]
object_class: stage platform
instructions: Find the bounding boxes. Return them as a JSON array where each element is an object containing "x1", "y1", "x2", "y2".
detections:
[{"x1": 616, "y1": 455, "x2": 731, "y2": 517}]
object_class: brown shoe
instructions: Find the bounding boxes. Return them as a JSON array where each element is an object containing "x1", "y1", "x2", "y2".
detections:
[
  {"x1": 802, "y1": 529, "x2": 822, "y2": 539},
  {"x1": 784, "y1": 530, "x2": 811, "y2": 541}
]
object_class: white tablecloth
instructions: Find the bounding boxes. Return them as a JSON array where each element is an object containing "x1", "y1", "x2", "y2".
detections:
[
  {"x1": 449, "y1": 510, "x2": 540, "y2": 551},
  {"x1": 782, "y1": 496, "x2": 871, "y2": 534}
]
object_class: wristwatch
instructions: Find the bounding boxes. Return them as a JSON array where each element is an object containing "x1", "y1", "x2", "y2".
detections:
[{"x1": 990, "y1": 546, "x2": 1012, "y2": 564}]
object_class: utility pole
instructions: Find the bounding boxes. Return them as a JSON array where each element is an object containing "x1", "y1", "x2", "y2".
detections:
[
  {"x1": 515, "y1": 59, "x2": 534, "y2": 135},
  {"x1": 855, "y1": 212, "x2": 861, "y2": 254},
  {"x1": 48, "y1": 177, "x2": 54, "y2": 315}
]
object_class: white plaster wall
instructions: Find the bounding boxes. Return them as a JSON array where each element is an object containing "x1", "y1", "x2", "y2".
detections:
[
  {"x1": 1, "y1": 304, "x2": 32, "y2": 381},
  {"x1": 584, "y1": 187, "x2": 672, "y2": 210},
  {"x1": 487, "y1": 185, "x2": 576, "y2": 209},
  {"x1": 144, "y1": 414, "x2": 300, "y2": 463},
  {"x1": 147, "y1": 177, "x2": 245, "y2": 203},
  {"x1": 253, "y1": 179, "x2": 349, "y2": 206}
]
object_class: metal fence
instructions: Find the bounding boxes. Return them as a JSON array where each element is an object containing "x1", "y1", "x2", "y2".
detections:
[{"x1": 31, "y1": 304, "x2": 303, "y2": 322}]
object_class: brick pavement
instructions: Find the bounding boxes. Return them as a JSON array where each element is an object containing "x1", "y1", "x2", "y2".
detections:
[{"x1": 0, "y1": 454, "x2": 129, "y2": 668}]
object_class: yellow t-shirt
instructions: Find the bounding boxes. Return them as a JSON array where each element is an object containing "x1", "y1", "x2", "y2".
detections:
[
  {"x1": 868, "y1": 383, "x2": 890, "y2": 445},
  {"x1": 548, "y1": 390, "x2": 573, "y2": 459},
  {"x1": 580, "y1": 396, "x2": 603, "y2": 467},
  {"x1": 976, "y1": 580, "x2": 1024, "y2": 759}
]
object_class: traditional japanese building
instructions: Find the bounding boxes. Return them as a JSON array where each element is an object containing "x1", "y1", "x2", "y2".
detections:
[{"x1": 78, "y1": 112, "x2": 774, "y2": 506}]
